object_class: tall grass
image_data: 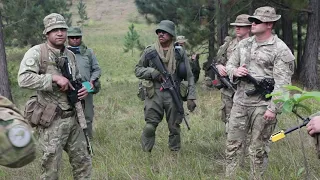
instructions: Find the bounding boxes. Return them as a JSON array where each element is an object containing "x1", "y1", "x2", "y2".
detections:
[{"x1": 1, "y1": 1, "x2": 320, "y2": 179}]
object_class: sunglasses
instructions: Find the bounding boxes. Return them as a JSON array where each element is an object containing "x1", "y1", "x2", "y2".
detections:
[
  {"x1": 156, "y1": 30, "x2": 168, "y2": 34},
  {"x1": 251, "y1": 19, "x2": 263, "y2": 25},
  {"x1": 69, "y1": 36, "x2": 81, "y2": 40}
]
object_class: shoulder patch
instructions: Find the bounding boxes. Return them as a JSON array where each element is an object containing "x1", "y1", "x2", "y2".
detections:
[{"x1": 25, "y1": 58, "x2": 35, "y2": 66}]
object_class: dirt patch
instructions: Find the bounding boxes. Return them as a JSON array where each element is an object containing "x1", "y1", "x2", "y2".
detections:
[{"x1": 84, "y1": 0, "x2": 136, "y2": 22}]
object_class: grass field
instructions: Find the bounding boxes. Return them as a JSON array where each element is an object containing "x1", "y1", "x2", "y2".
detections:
[{"x1": 1, "y1": 0, "x2": 320, "y2": 179}]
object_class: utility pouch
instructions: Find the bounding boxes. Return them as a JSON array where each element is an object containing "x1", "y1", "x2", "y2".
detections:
[
  {"x1": 142, "y1": 80, "x2": 154, "y2": 99},
  {"x1": 137, "y1": 81, "x2": 146, "y2": 101},
  {"x1": 179, "y1": 81, "x2": 188, "y2": 101},
  {"x1": 24, "y1": 96, "x2": 44, "y2": 127},
  {"x1": 39, "y1": 103, "x2": 58, "y2": 127}
]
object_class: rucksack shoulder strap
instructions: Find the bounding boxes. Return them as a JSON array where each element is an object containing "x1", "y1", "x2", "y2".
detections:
[{"x1": 39, "y1": 43, "x2": 49, "y2": 74}]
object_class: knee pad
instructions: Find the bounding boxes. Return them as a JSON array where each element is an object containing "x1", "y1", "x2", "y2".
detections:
[{"x1": 143, "y1": 123, "x2": 156, "y2": 137}]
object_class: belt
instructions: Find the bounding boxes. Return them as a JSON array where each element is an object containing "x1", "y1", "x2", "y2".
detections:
[{"x1": 56, "y1": 107, "x2": 75, "y2": 119}]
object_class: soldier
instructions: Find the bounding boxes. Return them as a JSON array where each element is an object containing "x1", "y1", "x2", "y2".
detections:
[
  {"x1": 67, "y1": 26, "x2": 102, "y2": 139},
  {"x1": 0, "y1": 96, "x2": 36, "y2": 168},
  {"x1": 18, "y1": 13, "x2": 92, "y2": 179},
  {"x1": 225, "y1": 7, "x2": 295, "y2": 178},
  {"x1": 135, "y1": 20, "x2": 197, "y2": 152},
  {"x1": 215, "y1": 14, "x2": 251, "y2": 130},
  {"x1": 175, "y1": 36, "x2": 201, "y2": 83}
]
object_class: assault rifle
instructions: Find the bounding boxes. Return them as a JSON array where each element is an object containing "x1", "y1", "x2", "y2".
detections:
[
  {"x1": 57, "y1": 56, "x2": 93, "y2": 156},
  {"x1": 145, "y1": 50, "x2": 190, "y2": 130},
  {"x1": 209, "y1": 63, "x2": 236, "y2": 92},
  {"x1": 242, "y1": 74, "x2": 274, "y2": 100}
]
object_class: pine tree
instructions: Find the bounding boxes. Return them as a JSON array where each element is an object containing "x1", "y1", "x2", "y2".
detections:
[
  {"x1": 77, "y1": 0, "x2": 89, "y2": 26},
  {"x1": 123, "y1": 24, "x2": 143, "y2": 56},
  {"x1": 1, "y1": 0, "x2": 72, "y2": 46}
]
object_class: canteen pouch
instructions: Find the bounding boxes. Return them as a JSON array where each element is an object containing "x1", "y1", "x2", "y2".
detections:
[
  {"x1": 39, "y1": 103, "x2": 58, "y2": 127},
  {"x1": 179, "y1": 81, "x2": 188, "y2": 101},
  {"x1": 142, "y1": 80, "x2": 154, "y2": 99}
]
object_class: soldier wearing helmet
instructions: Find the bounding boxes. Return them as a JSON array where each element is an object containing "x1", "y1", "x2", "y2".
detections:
[
  {"x1": 18, "y1": 13, "x2": 92, "y2": 179},
  {"x1": 135, "y1": 20, "x2": 197, "y2": 152},
  {"x1": 0, "y1": 96, "x2": 35, "y2": 168}
]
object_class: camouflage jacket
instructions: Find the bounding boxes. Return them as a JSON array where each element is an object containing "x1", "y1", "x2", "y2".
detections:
[
  {"x1": 216, "y1": 37, "x2": 238, "y2": 97},
  {"x1": 135, "y1": 44, "x2": 196, "y2": 100},
  {"x1": 226, "y1": 35, "x2": 295, "y2": 113},
  {"x1": 18, "y1": 43, "x2": 80, "y2": 110}
]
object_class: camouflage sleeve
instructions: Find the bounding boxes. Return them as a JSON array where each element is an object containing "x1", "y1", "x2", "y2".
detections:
[
  {"x1": 134, "y1": 48, "x2": 159, "y2": 80},
  {"x1": 267, "y1": 48, "x2": 295, "y2": 113},
  {"x1": 216, "y1": 41, "x2": 229, "y2": 65},
  {"x1": 18, "y1": 46, "x2": 53, "y2": 91},
  {"x1": 226, "y1": 44, "x2": 240, "y2": 83},
  {"x1": 183, "y1": 49, "x2": 196, "y2": 100},
  {"x1": 88, "y1": 49, "x2": 101, "y2": 81}
]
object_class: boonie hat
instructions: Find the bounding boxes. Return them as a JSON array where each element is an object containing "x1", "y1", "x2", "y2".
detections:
[
  {"x1": 248, "y1": 6, "x2": 281, "y2": 23},
  {"x1": 230, "y1": 14, "x2": 251, "y2": 26},
  {"x1": 176, "y1": 36, "x2": 188, "y2": 43},
  {"x1": 43, "y1": 13, "x2": 68, "y2": 35}
]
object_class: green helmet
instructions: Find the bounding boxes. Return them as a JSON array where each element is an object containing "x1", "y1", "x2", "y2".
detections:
[
  {"x1": 155, "y1": 20, "x2": 176, "y2": 37},
  {"x1": 67, "y1": 26, "x2": 83, "y2": 37},
  {"x1": 0, "y1": 96, "x2": 35, "y2": 168}
]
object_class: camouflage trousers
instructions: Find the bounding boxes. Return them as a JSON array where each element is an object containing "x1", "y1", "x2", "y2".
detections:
[
  {"x1": 225, "y1": 104, "x2": 276, "y2": 179},
  {"x1": 141, "y1": 88, "x2": 182, "y2": 152},
  {"x1": 84, "y1": 93, "x2": 94, "y2": 139},
  {"x1": 38, "y1": 115, "x2": 92, "y2": 180},
  {"x1": 220, "y1": 93, "x2": 233, "y2": 125}
]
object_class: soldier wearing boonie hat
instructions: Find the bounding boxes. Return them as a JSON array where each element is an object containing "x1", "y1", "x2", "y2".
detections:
[
  {"x1": 215, "y1": 14, "x2": 251, "y2": 134},
  {"x1": 135, "y1": 20, "x2": 197, "y2": 153},
  {"x1": 18, "y1": 13, "x2": 92, "y2": 179},
  {"x1": 248, "y1": 6, "x2": 281, "y2": 23},
  {"x1": 225, "y1": 6, "x2": 294, "y2": 178}
]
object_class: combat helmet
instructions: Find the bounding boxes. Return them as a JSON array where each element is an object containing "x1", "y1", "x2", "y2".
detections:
[
  {"x1": 0, "y1": 96, "x2": 35, "y2": 168},
  {"x1": 155, "y1": 20, "x2": 176, "y2": 37}
]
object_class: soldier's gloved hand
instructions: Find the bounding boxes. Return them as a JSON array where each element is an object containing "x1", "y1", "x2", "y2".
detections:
[
  {"x1": 151, "y1": 69, "x2": 162, "y2": 82},
  {"x1": 187, "y1": 100, "x2": 197, "y2": 112}
]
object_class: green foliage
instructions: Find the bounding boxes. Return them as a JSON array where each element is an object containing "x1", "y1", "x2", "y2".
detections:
[
  {"x1": 1, "y1": 0, "x2": 72, "y2": 47},
  {"x1": 267, "y1": 85, "x2": 320, "y2": 113},
  {"x1": 123, "y1": 24, "x2": 143, "y2": 56},
  {"x1": 77, "y1": 0, "x2": 89, "y2": 26}
]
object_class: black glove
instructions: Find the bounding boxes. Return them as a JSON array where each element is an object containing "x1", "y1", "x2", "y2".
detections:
[{"x1": 187, "y1": 100, "x2": 196, "y2": 112}]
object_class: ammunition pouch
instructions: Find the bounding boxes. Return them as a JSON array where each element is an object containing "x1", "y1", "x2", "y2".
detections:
[
  {"x1": 179, "y1": 81, "x2": 188, "y2": 101},
  {"x1": 137, "y1": 80, "x2": 154, "y2": 101},
  {"x1": 24, "y1": 95, "x2": 44, "y2": 127}
]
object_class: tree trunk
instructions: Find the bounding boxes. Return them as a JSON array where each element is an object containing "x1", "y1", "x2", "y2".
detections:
[
  {"x1": 203, "y1": 0, "x2": 216, "y2": 80},
  {"x1": 281, "y1": 10, "x2": 294, "y2": 53},
  {"x1": 216, "y1": 0, "x2": 228, "y2": 46},
  {"x1": 0, "y1": 14, "x2": 13, "y2": 101},
  {"x1": 295, "y1": 13, "x2": 303, "y2": 79},
  {"x1": 300, "y1": 0, "x2": 319, "y2": 90}
]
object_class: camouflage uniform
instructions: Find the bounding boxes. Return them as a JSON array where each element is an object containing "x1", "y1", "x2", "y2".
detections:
[
  {"x1": 135, "y1": 20, "x2": 196, "y2": 152},
  {"x1": 18, "y1": 13, "x2": 91, "y2": 179},
  {"x1": 67, "y1": 27, "x2": 102, "y2": 139},
  {"x1": 225, "y1": 7, "x2": 295, "y2": 178},
  {"x1": 0, "y1": 96, "x2": 36, "y2": 168},
  {"x1": 216, "y1": 14, "x2": 251, "y2": 126}
]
